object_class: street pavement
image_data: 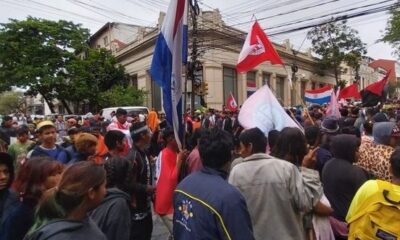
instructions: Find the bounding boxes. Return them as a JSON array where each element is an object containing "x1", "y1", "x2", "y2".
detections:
[{"x1": 151, "y1": 214, "x2": 170, "y2": 240}]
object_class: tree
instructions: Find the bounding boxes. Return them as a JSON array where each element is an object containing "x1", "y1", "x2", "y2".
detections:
[
  {"x1": 98, "y1": 85, "x2": 146, "y2": 108},
  {"x1": 64, "y1": 48, "x2": 128, "y2": 112},
  {"x1": 0, "y1": 17, "x2": 90, "y2": 113},
  {"x1": 307, "y1": 20, "x2": 367, "y2": 86},
  {"x1": 383, "y1": 9, "x2": 400, "y2": 57},
  {"x1": 0, "y1": 91, "x2": 25, "y2": 115}
]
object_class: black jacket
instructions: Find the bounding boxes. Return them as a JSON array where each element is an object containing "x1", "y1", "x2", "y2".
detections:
[
  {"x1": 0, "y1": 189, "x2": 18, "y2": 226},
  {"x1": 90, "y1": 188, "x2": 131, "y2": 240},
  {"x1": 125, "y1": 145, "x2": 152, "y2": 214},
  {"x1": 322, "y1": 134, "x2": 369, "y2": 221},
  {"x1": 24, "y1": 217, "x2": 106, "y2": 240}
]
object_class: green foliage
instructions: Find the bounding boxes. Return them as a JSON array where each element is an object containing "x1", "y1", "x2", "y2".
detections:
[
  {"x1": 98, "y1": 85, "x2": 146, "y2": 108},
  {"x1": 0, "y1": 91, "x2": 25, "y2": 115},
  {"x1": 64, "y1": 48, "x2": 127, "y2": 109},
  {"x1": 0, "y1": 17, "x2": 90, "y2": 112},
  {"x1": 336, "y1": 79, "x2": 348, "y2": 90},
  {"x1": 383, "y1": 9, "x2": 400, "y2": 57},
  {"x1": 307, "y1": 20, "x2": 367, "y2": 85}
]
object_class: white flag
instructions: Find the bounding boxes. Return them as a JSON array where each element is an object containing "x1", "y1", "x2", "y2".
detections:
[{"x1": 239, "y1": 85, "x2": 302, "y2": 134}]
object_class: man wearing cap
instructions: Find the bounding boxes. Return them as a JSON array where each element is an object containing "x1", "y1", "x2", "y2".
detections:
[
  {"x1": 29, "y1": 121, "x2": 68, "y2": 164},
  {"x1": 126, "y1": 122, "x2": 154, "y2": 240},
  {"x1": 316, "y1": 116, "x2": 340, "y2": 175}
]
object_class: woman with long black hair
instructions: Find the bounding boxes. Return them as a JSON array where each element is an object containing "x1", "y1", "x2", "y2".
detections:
[{"x1": 25, "y1": 161, "x2": 107, "y2": 240}]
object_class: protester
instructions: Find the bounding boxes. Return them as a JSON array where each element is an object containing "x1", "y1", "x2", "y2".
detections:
[
  {"x1": 25, "y1": 161, "x2": 106, "y2": 240},
  {"x1": 346, "y1": 148, "x2": 400, "y2": 239},
  {"x1": 322, "y1": 134, "x2": 369, "y2": 238},
  {"x1": 316, "y1": 117, "x2": 340, "y2": 175},
  {"x1": 0, "y1": 153, "x2": 17, "y2": 226},
  {"x1": 29, "y1": 121, "x2": 68, "y2": 163},
  {"x1": 103, "y1": 130, "x2": 126, "y2": 161},
  {"x1": 0, "y1": 116, "x2": 17, "y2": 146},
  {"x1": 173, "y1": 128, "x2": 254, "y2": 239},
  {"x1": 267, "y1": 129, "x2": 280, "y2": 152},
  {"x1": 126, "y1": 122, "x2": 154, "y2": 240},
  {"x1": 67, "y1": 133, "x2": 98, "y2": 163},
  {"x1": 357, "y1": 122, "x2": 399, "y2": 180},
  {"x1": 185, "y1": 128, "x2": 206, "y2": 175},
  {"x1": 7, "y1": 127, "x2": 34, "y2": 170},
  {"x1": 55, "y1": 115, "x2": 67, "y2": 141},
  {"x1": 107, "y1": 108, "x2": 132, "y2": 154},
  {"x1": 0, "y1": 157, "x2": 63, "y2": 240},
  {"x1": 90, "y1": 157, "x2": 134, "y2": 240},
  {"x1": 147, "y1": 109, "x2": 159, "y2": 133},
  {"x1": 154, "y1": 127, "x2": 186, "y2": 236},
  {"x1": 229, "y1": 127, "x2": 322, "y2": 240}
]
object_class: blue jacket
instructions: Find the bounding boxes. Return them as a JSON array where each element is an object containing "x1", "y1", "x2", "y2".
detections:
[
  {"x1": 173, "y1": 167, "x2": 254, "y2": 240},
  {"x1": 30, "y1": 145, "x2": 68, "y2": 164}
]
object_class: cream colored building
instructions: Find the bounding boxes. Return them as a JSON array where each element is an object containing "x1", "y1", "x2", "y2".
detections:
[
  {"x1": 91, "y1": 10, "x2": 336, "y2": 110},
  {"x1": 341, "y1": 57, "x2": 385, "y2": 89}
]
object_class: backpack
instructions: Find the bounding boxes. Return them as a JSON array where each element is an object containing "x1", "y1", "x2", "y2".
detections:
[{"x1": 347, "y1": 180, "x2": 400, "y2": 240}]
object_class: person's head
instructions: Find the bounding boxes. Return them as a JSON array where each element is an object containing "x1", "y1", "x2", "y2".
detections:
[
  {"x1": 2, "y1": 116, "x2": 13, "y2": 128},
  {"x1": 239, "y1": 128, "x2": 267, "y2": 158},
  {"x1": 363, "y1": 119, "x2": 374, "y2": 136},
  {"x1": 191, "y1": 128, "x2": 207, "y2": 147},
  {"x1": 321, "y1": 117, "x2": 340, "y2": 134},
  {"x1": 13, "y1": 157, "x2": 63, "y2": 201},
  {"x1": 340, "y1": 108, "x2": 349, "y2": 118},
  {"x1": 57, "y1": 115, "x2": 63, "y2": 122},
  {"x1": 130, "y1": 122, "x2": 152, "y2": 148},
  {"x1": 199, "y1": 128, "x2": 233, "y2": 171},
  {"x1": 74, "y1": 133, "x2": 98, "y2": 156},
  {"x1": 268, "y1": 130, "x2": 280, "y2": 151},
  {"x1": 66, "y1": 118, "x2": 77, "y2": 128},
  {"x1": 33, "y1": 161, "x2": 106, "y2": 229},
  {"x1": 162, "y1": 127, "x2": 178, "y2": 151},
  {"x1": 67, "y1": 127, "x2": 81, "y2": 144},
  {"x1": 0, "y1": 153, "x2": 14, "y2": 191},
  {"x1": 389, "y1": 148, "x2": 400, "y2": 180},
  {"x1": 17, "y1": 127, "x2": 29, "y2": 144},
  {"x1": 116, "y1": 108, "x2": 128, "y2": 124},
  {"x1": 104, "y1": 130, "x2": 125, "y2": 152},
  {"x1": 37, "y1": 121, "x2": 57, "y2": 147},
  {"x1": 305, "y1": 126, "x2": 321, "y2": 148},
  {"x1": 272, "y1": 127, "x2": 308, "y2": 166},
  {"x1": 330, "y1": 134, "x2": 361, "y2": 163},
  {"x1": 373, "y1": 112, "x2": 389, "y2": 123},
  {"x1": 373, "y1": 122, "x2": 400, "y2": 147},
  {"x1": 341, "y1": 126, "x2": 361, "y2": 138},
  {"x1": 104, "y1": 157, "x2": 135, "y2": 194}
]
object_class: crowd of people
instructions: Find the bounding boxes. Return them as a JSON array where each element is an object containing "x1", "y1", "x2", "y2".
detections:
[{"x1": 0, "y1": 103, "x2": 399, "y2": 240}]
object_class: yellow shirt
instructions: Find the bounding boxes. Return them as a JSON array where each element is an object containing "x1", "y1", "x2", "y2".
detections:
[{"x1": 346, "y1": 180, "x2": 400, "y2": 222}]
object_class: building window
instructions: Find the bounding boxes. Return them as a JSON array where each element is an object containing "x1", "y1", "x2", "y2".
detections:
[
  {"x1": 262, "y1": 73, "x2": 270, "y2": 86},
  {"x1": 275, "y1": 76, "x2": 285, "y2": 102},
  {"x1": 319, "y1": 83, "x2": 325, "y2": 88},
  {"x1": 130, "y1": 74, "x2": 138, "y2": 89},
  {"x1": 223, "y1": 67, "x2": 238, "y2": 104},
  {"x1": 103, "y1": 36, "x2": 109, "y2": 46},
  {"x1": 246, "y1": 71, "x2": 257, "y2": 97},
  {"x1": 311, "y1": 82, "x2": 316, "y2": 90}
]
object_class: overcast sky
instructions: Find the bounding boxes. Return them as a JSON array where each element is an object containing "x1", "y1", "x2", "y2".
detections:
[{"x1": 0, "y1": 0, "x2": 397, "y2": 61}]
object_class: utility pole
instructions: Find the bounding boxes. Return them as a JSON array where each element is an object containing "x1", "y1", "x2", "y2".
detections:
[{"x1": 188, "y1": 0, "x2": 200, "y2": 113}]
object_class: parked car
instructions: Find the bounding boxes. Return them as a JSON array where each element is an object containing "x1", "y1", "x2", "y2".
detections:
[{"x1": 100, "y1": 106, "x2": 149, "y2": 121}]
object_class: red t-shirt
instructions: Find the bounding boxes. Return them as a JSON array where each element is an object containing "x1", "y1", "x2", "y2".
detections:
[{"x1": 154, "y1": 147, "x2": 178, "y2": 215}]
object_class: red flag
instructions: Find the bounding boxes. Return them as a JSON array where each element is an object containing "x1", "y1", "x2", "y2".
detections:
[
  {"x1": 363, "y1": 72, "x2": 390, "y2": 96},
  {"x1": 226, "y1": 93, "x2": 238, "y2": 112},
  {"x1": 338, "y1": 83, "x2": 361, "y2": 100},
  {"x1": 236, "y1": 21, "x2": 283, "y2": 73}
]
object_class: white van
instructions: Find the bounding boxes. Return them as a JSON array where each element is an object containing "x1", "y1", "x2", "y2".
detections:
[{"x1": 100, "y1": 106, "x2": 149, "y2": 121}]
